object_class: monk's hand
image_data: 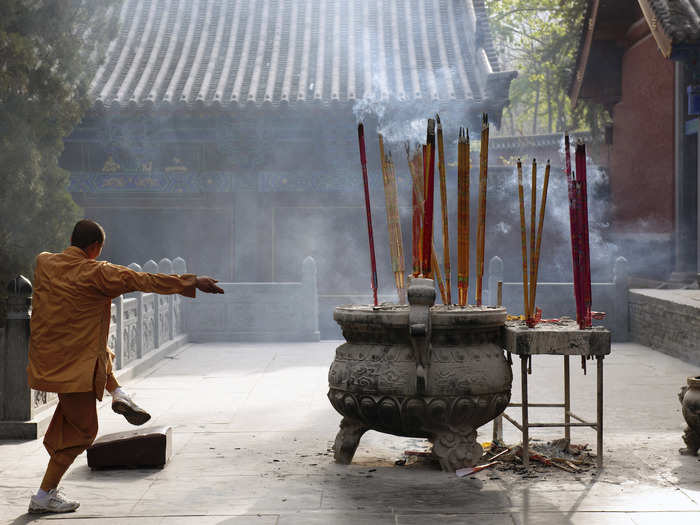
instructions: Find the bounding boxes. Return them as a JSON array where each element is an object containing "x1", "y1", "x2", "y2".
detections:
[{"x1": 196, "y1": 276, "x2": 225, "y2": 294}]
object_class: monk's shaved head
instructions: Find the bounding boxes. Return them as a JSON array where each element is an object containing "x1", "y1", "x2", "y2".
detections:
[{"x1": 70, "y1": 219, "x2": 106, "y2": 250}]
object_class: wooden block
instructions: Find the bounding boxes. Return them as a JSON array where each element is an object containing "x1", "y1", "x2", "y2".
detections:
[{"x1": 87, "y1": 425, "x2": 172, "y2": 469}]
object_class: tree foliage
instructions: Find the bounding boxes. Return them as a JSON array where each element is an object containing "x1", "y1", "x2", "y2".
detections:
[
  {"x1": 486, "y1": 0, "x2": 609, "y2": 136},
  {"x1": 0, "y1": 0, "x2": 116, "y2": 309}
]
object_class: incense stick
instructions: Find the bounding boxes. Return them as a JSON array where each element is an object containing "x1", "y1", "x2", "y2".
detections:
[
  {"x1": 565, "y1": 134, "x2": 582, "y2": 326},
  {"x1": 517, "y1": 159, "x2": 529, "y2": 319},
  {"x1": 436, "y1": 114, "x2": 451, "y2": 304},
  {"x1": 531, "y1": 160, "x2": 551, "y2": 319},
  {"x1": 457, "y1": 127, "x2": 470, "y2": 306},
  {"x1": 387, "y1": 153, "x2": 406, "y2": 304},
  {"x1": 407, "y1": 144, "x2": 421, "y2": 277},
  {"x1": 357, "y1": 123, "x2": 378, "y2": 306},
  {"x1": 575, "y1": 141, "x2": 592, "y2": 328},
  {"x1": 408, "y1": 146, "x2": 448, "y2": 303},
  {"x1": 528, "y1": 159, "x2": 537, "y2": 323},
  {"x1": 422, "y1": 119, "x2": 436, "y2": 278},
  {"x1": 475, "y1": 113, "x2": 489, "y2": 306}
]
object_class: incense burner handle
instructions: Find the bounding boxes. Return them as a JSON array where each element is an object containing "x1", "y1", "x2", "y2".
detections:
[{"x1": 407, "y1": 277, "x2": 435, "y2": 394}]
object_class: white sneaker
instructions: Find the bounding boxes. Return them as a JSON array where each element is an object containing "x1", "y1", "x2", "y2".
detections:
[
  {"x1": 28, "y1": 488, "x2": 80, "y2": 513},
  {"x1": 112, "y1": 390, "x2": 151, "y2": 426}
]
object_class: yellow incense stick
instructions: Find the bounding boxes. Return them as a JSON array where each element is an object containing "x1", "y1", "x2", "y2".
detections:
[{"x1": 436, "y1": 114, "x2": 451, "y2": 304}]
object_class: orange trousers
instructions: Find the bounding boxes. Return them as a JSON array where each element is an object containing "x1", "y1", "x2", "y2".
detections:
[{"x1": 40, "y1": 373, "x2": 119, "y2": 490}]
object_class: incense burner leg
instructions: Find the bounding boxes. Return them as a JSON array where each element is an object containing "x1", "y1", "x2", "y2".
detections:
[
  {"x1": 430, "y1": 429, "x2": 484, "y2": 472},
  {"x1": 680, "y1": 426, "x2": 700, "y2": 456},
  {"x1": 333, "y1": 417, "x2": 369, "y2": 465},
  {"x1": 679, "y1": 379, "x2": 700, "y2": 456}
]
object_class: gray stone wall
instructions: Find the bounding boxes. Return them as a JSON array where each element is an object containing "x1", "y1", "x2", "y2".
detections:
[{"x1": 629, "y1": 290, "x2": 700, "y2": 366}]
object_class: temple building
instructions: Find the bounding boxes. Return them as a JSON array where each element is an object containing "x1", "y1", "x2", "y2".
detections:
[
  {"x1": 570, "y1": 0, "x2": 700, "y2": 280},
  {"x1": 61, "y1": 0, "x2": 516, "y2": 337}
]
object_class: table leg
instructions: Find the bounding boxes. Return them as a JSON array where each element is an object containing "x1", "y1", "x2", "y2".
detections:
[
  {"x1": 521, "y1": 355, "x2": 529, "y2": 468},
  {"x1": 492, "y1": 414, "x2": 503, "y2": 444},
  {"x1": 564, "y1": 355, "x2": 571, "y2": 443},
  {"x1": 597, "y1": 355, "x2": 604, "y2": 468}
]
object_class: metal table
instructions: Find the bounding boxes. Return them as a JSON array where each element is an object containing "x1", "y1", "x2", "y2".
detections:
[{"x1": 495, "y1": 320, "x2": 611, "y2": 468}]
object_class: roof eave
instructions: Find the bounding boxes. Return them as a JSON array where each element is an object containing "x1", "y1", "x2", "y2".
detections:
[{"x1": 569, "y1": 0, "x2": 601, "y2": 107}]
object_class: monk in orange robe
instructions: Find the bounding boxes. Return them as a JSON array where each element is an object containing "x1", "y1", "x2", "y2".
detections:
[{"x1": 26, "y1": 219, "x2": 224, "y2": 513}]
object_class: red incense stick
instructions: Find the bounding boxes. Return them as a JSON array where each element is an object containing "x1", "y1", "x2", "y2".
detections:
[
  {"x1": 575, "y1": 142, "x2": 592, "y2": 327},
  {"x1": 565, "y1": 134, "x2": 582, "y2": 326},
  {"x1": 357, "y1": 123, "x2": 378, "y2": 306}
]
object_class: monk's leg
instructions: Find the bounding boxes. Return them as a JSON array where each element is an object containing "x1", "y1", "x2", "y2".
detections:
[{"x1": 30, "y1": 392, "x2": 97, "y2": 513}]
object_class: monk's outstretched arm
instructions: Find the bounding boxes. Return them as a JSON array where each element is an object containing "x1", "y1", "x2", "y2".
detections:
[{"x1": 95, "y1": 262, "x2": 198, "y2": 298}]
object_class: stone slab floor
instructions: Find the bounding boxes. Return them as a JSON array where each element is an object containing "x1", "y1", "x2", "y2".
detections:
[{"x1": 1, "y1": 341, "x2": 699, "y2": 524}]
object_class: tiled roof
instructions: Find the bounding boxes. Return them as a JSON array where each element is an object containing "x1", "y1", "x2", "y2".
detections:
[
  {"x1": 645, "y1": 0, "x2": 700, "y2": 44},
  {"x1": 89, "y1": 0, "x2": 515, "y2": 109}
]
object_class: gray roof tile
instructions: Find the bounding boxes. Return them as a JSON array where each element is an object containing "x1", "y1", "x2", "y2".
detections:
[
  {"x1": 89, "y1": 0, "x2": 514, "y2": 109},
  {"x1": 647, "y1": 0, "x2": 700, "y2": 44}
]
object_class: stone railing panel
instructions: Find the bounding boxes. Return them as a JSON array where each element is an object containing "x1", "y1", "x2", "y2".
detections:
[
  {"x1": 142, "y1": 293, "x2": 156, "y2": 355},
  {"x1": 185, "y1": 256, "x2": 320, "y2": 342}
]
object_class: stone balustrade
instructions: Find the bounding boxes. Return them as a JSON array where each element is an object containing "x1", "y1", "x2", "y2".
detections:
[{"x1": 0, "y1": 257, "x2": 188, "y2": 439}]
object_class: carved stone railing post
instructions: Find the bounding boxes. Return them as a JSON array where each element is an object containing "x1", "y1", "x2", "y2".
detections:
[
  {"x1": 159, "y1": 258, "x2": 174, "y2": 342},
  {"x1": 114, "y1": 295, "x2": 124, "y2": 369},
  {"x1": 143, "y1": 260, "x2": 160, "y2": 349},
  {"x1": 2, "y1": 276, "x2": 33, "y2": 421},
  {"x1": 302, "y1": 257, "x2": 320, "y2": 340},
  {"x1": 128, "y1": 263, "x2": 144, "y2": 358},
  {"x1": 173, "y1": 257, "x2": 187, "y2": 334},
  {"x1": 488, "y1": 256, "x2": 504, "y2": 307},
  {"x1": 613, "y1": 256, "x2": 629, "y2": 342}
]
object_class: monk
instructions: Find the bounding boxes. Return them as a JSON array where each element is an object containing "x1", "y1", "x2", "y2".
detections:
[{"x1": 26, "y1": 219, "x2": 224, "y2": 514}]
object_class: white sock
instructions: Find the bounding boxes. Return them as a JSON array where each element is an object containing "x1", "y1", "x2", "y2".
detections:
[
  {"x1": 111, "y1": 387, "x2": 127, "y2": 397},
  {"x1": 36, "y1": 488, "x2": 50, "y2": 499}
]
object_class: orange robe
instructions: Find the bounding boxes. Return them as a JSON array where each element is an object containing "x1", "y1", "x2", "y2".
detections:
[{"x1": 28, "y1": 246, "x2": 196, "y2": 399}]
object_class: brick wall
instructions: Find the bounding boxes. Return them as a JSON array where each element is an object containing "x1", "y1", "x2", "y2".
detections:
[{"x1": 629, "y1": 290, "x2": 700, "y2": 366}]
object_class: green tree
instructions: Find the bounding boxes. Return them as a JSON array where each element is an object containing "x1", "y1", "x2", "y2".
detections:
[
  {"x1": 0, "y1": 0, "x2": 116, "y2": 315},
  {"x1": 486, "y1": 0, "x2": 608, "y2": 136}
]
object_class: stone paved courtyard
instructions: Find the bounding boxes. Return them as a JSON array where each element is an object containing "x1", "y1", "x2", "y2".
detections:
[{"x1": 1, "y1": 341, "x2": 699, "y2": 524}]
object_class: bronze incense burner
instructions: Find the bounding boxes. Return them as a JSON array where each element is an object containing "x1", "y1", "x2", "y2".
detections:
[{"x1": 328, "y1": 277, "x2": 512, "y2": 471}]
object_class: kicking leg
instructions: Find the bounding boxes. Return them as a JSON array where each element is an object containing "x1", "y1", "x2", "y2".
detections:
[{"x1": 107, "y1": 374, "x2": 151, "y2": 426}]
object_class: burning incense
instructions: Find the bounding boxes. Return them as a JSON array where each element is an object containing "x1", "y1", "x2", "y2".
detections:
[
  {"x1": 565, "y1": 134, "x2": 582, "y2": 325},
  {"x1": 357, "y1": 123, "x2": 378, "y2": 306},
  {"x1": 575, "y1": 141, "x2": 592, "y2": 327},
  {"x1": 516, "y1": 159, "x2": 529, "y2": 319},
  {"x1": 382, "y1": 150, "x2": 406, "y2": 304},
  {"x1": 528, "y1": 159, "x2": 537, "y2": 324},
  {"x1": 530, "y1": 160, "x2": 551, "y2": 320},
  {"x1": 475, "y1": 113, "x2": 489, "y2": 306},
  {"x1": 422, "y1": 119, "x2": 436, "y2": 278},
  {"x1": 436, "y1": 114, "x2": 451, "y2": 304},
  {"x1": 457, "y1": 127, "x2": 470, "y2": 306}
]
